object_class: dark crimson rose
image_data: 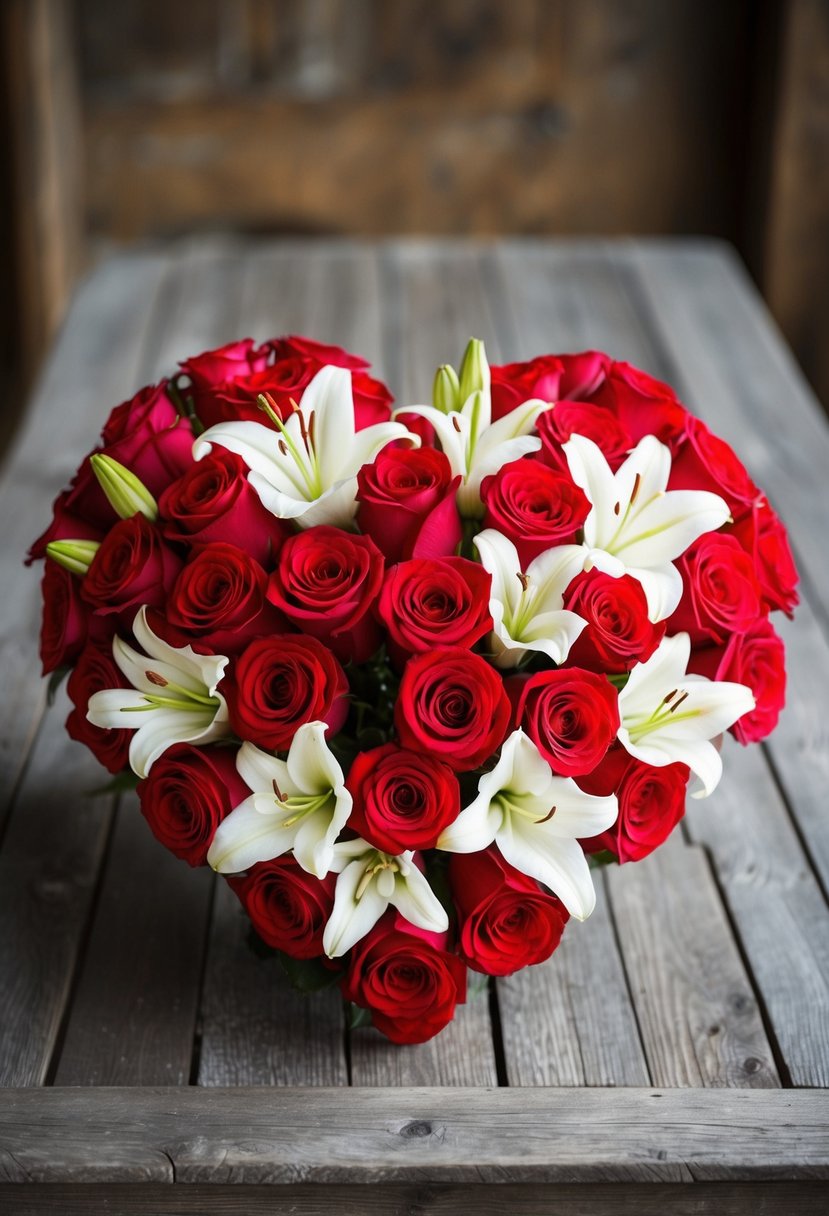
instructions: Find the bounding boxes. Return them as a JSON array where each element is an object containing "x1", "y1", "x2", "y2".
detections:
[
  {"x1": 101, "y1": 380, "x2": 178, "y2": 446},
  {"x1": 137, "y1": 743, "x2": 248, "y2": 866},
  {"x1": 536, "y1": 401, "x2": 632, "y2": 472},
  {"x1": 27, "y1": 487, "x2": 104, "y2": 565},
  {"x1": 80, "y1": 515, "x2": 181, "y2": 621},
  {"x1": 39, "y1": 562, "x2": 88, "y2": 674},
  {"x1": 346, "y1": 742, "x2": 461, "y2": 853},
  {"x1": 266, "y1": 336, "x2": 392, "y2": 430},
  {"x1": 166, "y1": 542, "x2": 282, "y2": 654},
  {"x1": 356, "y1": 446, "x2": 461, "y2": 561},
  {"x1": 229, "y1": 858, "x2": 336, "y2": 958},
  {"x1": 270, "y1": 334, "x2": 369, "y2": 372},
  {"x1": 579, "y1": 746, "x2": 689, "y2": 863},
  {"x1": 450, "y1": 847, "x2": 568, "y2": 976},
  {"x1": 490, "y1": 354, "x2": 564, "y2": 421},
  {"x1": 671, "y1": 533, "x2": 764, "y2": 645},
  {"x1": 66, "y1": 642, "x2": 132, "y2": 773},
  {"x1": 555, "y1": 351, "x2": 611, "y2": 401},
  {"x1": 395, "y1": 646, "x2": 511, "y2": 770},
  {"x1": 350, "y1": 370, "x2": 394, "y2": 429},
  {"x1": 377, "y1": 557, "x2": 492, "y2": 657},
  {"x1": 563, "y1": 570, "x2": 664, "y2": 673},
  {"x1": 668, "y1": 415, "x2": 760, "y2": 519},
  {"x1": 590, "y1": 361, "x2": 686, "y2": 447},
  {"x1": 341, "y1": 912, "x2": 467, "y2": 1045},
  {"x1": 159, "y1": 448, "x2": 285, "y2": 565},
  {"x1": 731, "y1": 499, "x2": 799, "y2": 616},
  {"x1": 101, "y1": 383, "x2": 195, "y2": 498},
  {"x1": 516, "y1": 668, "x2": 620, "y2": 777},
  {"x1": 691, "y1": 620, "x2": 785, "y2": 745},
  {"x1": 225, "y1": 633, "x2": 349, "y2": 751},
  {"x1": 267, "y1": 526, "x2": 384, "y2": 663},
  {"x1": 480, "y1": 458, "x2": 589, "y2": 565},
  {"x1": 179, "y1": 338, "x2": 270, "y2": 425}
]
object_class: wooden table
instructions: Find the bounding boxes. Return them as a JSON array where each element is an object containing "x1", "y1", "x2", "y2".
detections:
[{"x1": 1, "y1": 238, "x2": 828, "y2": 1215}]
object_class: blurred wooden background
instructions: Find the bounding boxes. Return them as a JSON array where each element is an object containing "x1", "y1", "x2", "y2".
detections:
[{"x1": 1, "y1": 0, "x2": 827, "y2": 450}]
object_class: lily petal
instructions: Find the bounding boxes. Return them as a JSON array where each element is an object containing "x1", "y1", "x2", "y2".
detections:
[
  {"x1": 207, "y1": 797, "x2": 295, "y2": 873},
  {"x1": 323, "y1": 858, "x2": 388, "y2": 958},
  {"x1": 499, "y1": 814, "x2": 597, "y2": 920}
]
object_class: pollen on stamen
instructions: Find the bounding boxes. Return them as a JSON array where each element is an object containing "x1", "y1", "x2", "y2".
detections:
[
  {"x1": 669, "y1": 691, "x2": 690, "y2": 713},
  {"x1": 536, "y1": 805, "x2": 557, "y2": 824},
  {"x1": 451, "y1": 415, "x2": 462, "y2": 433},
  {"x1": 630, "y1": 472, "x2": 642, "y2": 504},
  {"x1": 663, "y1": 688, "x2": 678, "y2": 704},
  {"x1": 145, "y1": 671, "x2": 168, "y2": 687},
  {"x1": 516, "y1": 571, "x2": 530, "y2": 592},
  {"x1": 307, "y1": 410, "x2": 317, "y2": 448},
  {"x1": 272, "y1": 778, "x2": 287, "y2": 801},
  {"x1": 278, "y1": 439, "x2": 288, "y2": 457},
  {"x1": 613, "y1": 501, "x2": 621, "y2": 515}
]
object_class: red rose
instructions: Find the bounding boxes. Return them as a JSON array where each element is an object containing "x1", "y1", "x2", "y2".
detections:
[
  {"x1": 225, "y1": 633, "x2": 349, "y2": 751},
  {"x1": 555, "y1": 351, "x2": 610, "y2": 400},
  {"x1": 691, "y1": 620, "x2": 786, "y2": 744},
  {"x1": 26, "y1": 487, "x2": 104, "y2": 565},
  {"x1": 731, "y1": 499, "x2": 799, "y2": 616},
  {"x1": 80, "y1": 515, "x2": 181, "y2": 622},
  {"x1": 377, "y1": 557, "x2": 492, "y2": 658},
  {"x1": 480, "y1": 458, "x2": 589, "y2": 565},
  {"x1": 670, "y1": 533, "x2": 764, "y2": 644},
  {"x1": 66, "y1": 641, "x2": 132, "y2": 773},
  {"x1": 229, "y1": 858, "x2": 336, "y2": 958},
  {"x1": 267, "y1": 337, "x2": 392, "y2": 430},
  {"x1": 341, "y1": 912, "x2": 467, "y2": 1045},
  {"x1": 39, "y1": 562, "x2": 89, "y2": 674},
  {"x1": 450, "y1": 847, "x2": 568, "y2": 975},
  {"x1": 490, "y1": 354, "x2": 564, "y2": 421},
  {"x1": 590, "y1": 361, "x2": 686, "y2": 447},
  {"x1": 356, "y1": 447, "x2": 461, "y2": 562},
  {"x1": 159, "y1": 448, "x2": 285, "y2": 566},
  {"x1": 579, "y1": 746, "x2": 689, "y2": 863},
  {"x1": 395, "y1": 646, "x2": 510, "y2": 771},
  {"x1": 350, "y1": 370, "x2": 394, "y2": 429},
  {"x1": 101, "y1": 380, "x2": 178, "y2": 446},
  {"x1": 137, "y1": 743, "x2": 248, "y2": 866},
  {"x1": 270, "y1": 334, "x2": 369, "y2": 372},
  {"x1": 267, "y1": 526, "x2": 384, "y2": 663},
  {"x1": 179, "y1": 339, "x2": 270, "y2": 425},
  {"x1": 536, "y1": 401, "x2": 632, "y2": 472},
  {"x1": 346, "y1": 742, "x2": 461, "y2": 853},
  {"x1": 563, "y1": 570, "x2": 664, "y2": 673},
  {"x1": 516, "y1": 668, "x2": 620, "y2": 777},
  {"x1": 668, "y1": 415, "x2": 760, "y2": 519},
  {"x1": 165, "y1": 542, "x2": 282, "y2": 654},
  {"x1": 102, "y1": 383, "x2": 195, "y2": 498}
]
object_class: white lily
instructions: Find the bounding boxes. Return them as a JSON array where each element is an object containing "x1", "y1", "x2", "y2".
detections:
[
  {"x1": 87, "y1": 606, "x2": 230, "y2": 778},
  {"x1": 617, "y1": 632, "x2": 755, "y2": 798},
  {"x1": 323, "y1": 838, "x2": 448, "y2": 958},
  {"x1": 563, "y1": 433, "x2": 730, "y2": 621},
  {"x1": 474, "y1": 528, "x2": 587, "y2": 668},
  {"x1": 193, "y1": 364, "x2": 419, "y2": 529},
  {"x1": 207, "y1": 724, "x2": 351, "y2": 878},
  {"x1": 437, "y1": 729, "x2": 617, "y2": 920},
  {"x1": 395, "y1": 339, "x2": 549, "y2": 518}
]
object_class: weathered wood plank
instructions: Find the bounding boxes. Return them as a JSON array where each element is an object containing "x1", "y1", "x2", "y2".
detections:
[
  {"x1": 1, "y1": 1087, "x2": 827, "y2": 1184},
  {"x1": 0, "y1": 690, "x2": 113, "y2": 1087},
  {"x1": 498, "y1": 873, "x2": 650, "y2": 1087},
  {"x1": 1, "y1": 1181, "x2": 827, "y2": 1215},
  {"x1": 607, "y1": 836, "x2": 779, "y2": 1088}
]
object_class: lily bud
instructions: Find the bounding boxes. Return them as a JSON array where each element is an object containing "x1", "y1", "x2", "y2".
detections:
[
  {"x1": 458, "y1": 337, "x2": 490, "y2": 404},
  {"x1": 90, "y1": 454, "x2": 158, "y2": 521},
  {"x1": 433, "y1": 363, "x2": 460, "y2": 414},
  {"x1": 45, "y1": 539, "x2": 101, "y2": 576}
]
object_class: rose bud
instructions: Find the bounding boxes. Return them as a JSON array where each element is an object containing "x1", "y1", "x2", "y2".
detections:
[
  {"x1": 356, "y1": 446, "x2": 461, "y2": 562},
  {"x1": 346, "y1": 742, "x2": 461, "y2": 853},
  {"x1": 159, "y1": 448, "x2": 285, "y2": 566},
  {"x1": 516, "y1": 668, "x2": 620, "y2": 777},
  {"x1": 80, "y1": 514, "x2": 182, "y2": 623},
  {"x1": 39, "y1": 561, "x2": 89, "y2": 674},
  {"x1": 690, "y1": 619, "x2": 786, "y2": 745},
  {"x1": 267, "y1": 526, "x2": 384, "y2": 664},
  {"x1": 563, "y1": 570, "x2": 664, "y2": 673},
  {"x1": 137, "y1": 743, "x2": 249, "y2": 866},
  {"x1": 395, "y1": 646, "x2": 511, "y2": 771},
  {"x1": 480, "y1": 458, "x2": 590, "y2": 565},
  {"x1": 377, "y1": 556, "x2": 492, "y2": 659},
  {"x1": 579, "y1": 746, "x2": 689, "y2": 863},
  {"x1": 450, "y1": 846, "x2": 569, "y2": 975},
  {"x1": 228, "y1": 858, "x2": 337, "y2": 958},
  {"x1": 164, "y1": 542, "x2": 282, "y2": 655},
  {"x1": 670, "y1": 533, "x2": 764, "y2": 645},
  {"x1": 341, "y1": 911, "x2": 467, "y2": 1045},
  {"x1": 66, "y1": 641, "x2": 132, "y2": 773},
  {"x1": 225, "y1": 633, "x2": 349, "y2": 751}
]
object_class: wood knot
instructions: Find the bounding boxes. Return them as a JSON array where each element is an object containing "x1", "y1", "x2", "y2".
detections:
[{"x1": 399, "y1": 1119, "x2": 445, "y2": 1142}]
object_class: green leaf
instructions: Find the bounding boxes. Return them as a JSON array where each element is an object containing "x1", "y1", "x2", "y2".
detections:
[
  {"x1": 587, "y1": 849, "x2": 618, "y2": 869},
  {"x1": 86, "y1": 769, "x2": 140, "y2": 797},
  {"x1": 46, "y1": 666, "x2": 71, "y2": 706},
  {"x1": 280, "y1": 952, "x2": 344, "y2": 993},
  {"x1": 346, "y1": 1002, "x2": 373, "y2": 1030}
]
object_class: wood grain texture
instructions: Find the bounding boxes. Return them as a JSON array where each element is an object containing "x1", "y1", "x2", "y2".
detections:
[
  {"x1": 607, "y1": 835, "x2": 779, "y2": 1088},
  {"x1": 1, "y1": 1181, "x2": 827, "y2": 1215},
  {"x1": 1, "y1": 1087, "x2": 828, "y2": 1184},
  {"x1": 498, "y1": 872, "x2": 650, "y2": 1086}
]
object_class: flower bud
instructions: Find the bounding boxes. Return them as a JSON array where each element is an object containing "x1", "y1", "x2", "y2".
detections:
[
  {"x1": 90, "y1": 453, "x2": 158, "y2": 521},
  {"x1": 45, "y1": 539, "x2": 101, "y2": 576},
  {"x1": 458, "y1": 337, "x2": 490, "y2": 405},
  {"x1": 433, "y1": 364, "x2": 460, "y2": 414}
]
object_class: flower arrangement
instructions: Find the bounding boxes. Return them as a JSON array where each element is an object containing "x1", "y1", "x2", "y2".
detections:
[{"x1": 28, "y1": 334, "x2": 797, "y2": 1044}]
